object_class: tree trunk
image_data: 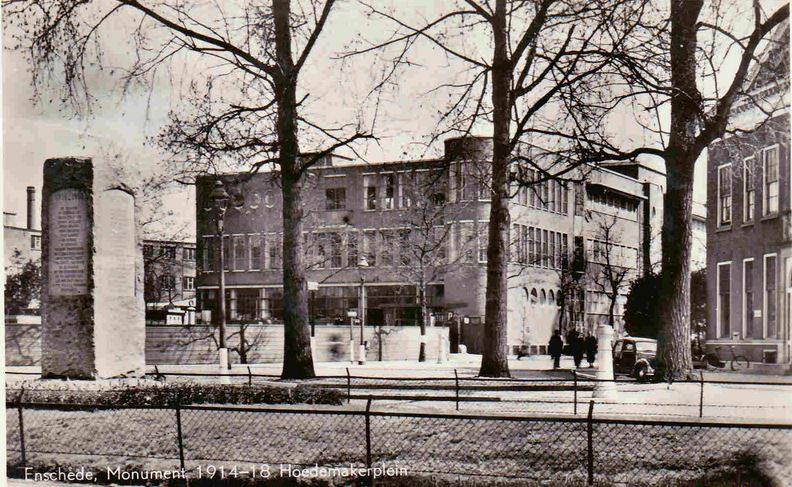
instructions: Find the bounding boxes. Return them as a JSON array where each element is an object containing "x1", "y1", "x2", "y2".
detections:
[
  {"x1": 418, "y1": 283, "x2": 428, "y2": 362},
  {"x1": 657, "y1": 160, "x2": 696, "y2": 377},
  {"x1": 275, "y1": 0, "x2": 315, "y2": 379},
  {"x1": 608, "y1": 295, "x2": 617, "y2": 328},
  {"x1": 656, "y1": 0, "x2": 702, "y2": 379},
  {"x1": 479, "y1": 0, "x2": 511, "y2": 377},
  {"x1": 239, "y1": 326, "x2": 248, "y2": 365}
]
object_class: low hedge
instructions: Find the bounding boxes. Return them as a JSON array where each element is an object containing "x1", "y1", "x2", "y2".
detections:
[{"x1": 7, "y1": 382, "x2": 343, "y2": 407}]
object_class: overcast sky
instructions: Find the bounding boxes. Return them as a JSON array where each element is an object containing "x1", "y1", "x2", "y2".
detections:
[{"x1": 4, "y1": 0, "x2": 770, "y2": 238}]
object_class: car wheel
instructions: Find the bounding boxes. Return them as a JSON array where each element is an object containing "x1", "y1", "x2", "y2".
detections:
[{"x1": 633, "y1": 364, "x2": 648, "y2": 382}]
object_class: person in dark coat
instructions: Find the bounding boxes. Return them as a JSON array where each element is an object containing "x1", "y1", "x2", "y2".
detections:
[
  {"x1": 570, "y1": 331, "x2": 584, "y2": 368},
  {"x1": 584, "y1": 333, "x2": 598, "y2": 368},
  {"x1": 549, "y1": 330, "x2": 564, "y2": 369}
]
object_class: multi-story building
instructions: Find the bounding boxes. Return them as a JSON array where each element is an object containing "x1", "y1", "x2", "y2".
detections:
[
  {"x1": 195, "y1": 137, "x2": 663, "y2": 355},
  {"x1": 706, "y1": 25, "x2": 790, "y2": 364},
  {"x1": 143, "y1": 239, "x2": 197, "y2": 320},
  {"x1": 4, "y1": 187, "x2": 41, "y2": 274}
]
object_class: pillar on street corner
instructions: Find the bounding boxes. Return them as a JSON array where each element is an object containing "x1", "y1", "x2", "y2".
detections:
[{"x1": 592, "y1": 324, "x2": 617, "y2": 399}]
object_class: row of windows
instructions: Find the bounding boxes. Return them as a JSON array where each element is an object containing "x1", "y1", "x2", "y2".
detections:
[
  {"x1": 201, "y1": 226, "x2": 484, "y2": 273},
  {"x1": 511, "y1": 225, "x2": 569, "y2": 270},
  {"x1": 322, "y1": 167, "x2": 570, "y2": 214},
  {"x1": 148, "y1": 275, "x2": 195, "y2": 291},
  {"x1": 587, "y1": 190, "x2": 639, "y2": 214},
  {"x1": 717, "y1": 145, "x2": 780, "y2": 226},
  {"x1": 716, "y1": 254, "x2": 778, "y2": 339},
  {"x1": 513, "y1": 170, "x2": 569, "y2": 215},
  {"x1": 587, "y1": 239, "x2": 639, "y2": 271},
  {"x1": 322, "y1": 171, "x2": 447, "y2": 212},
  {"x1": 143, "y1": 245, "x2": 196, "y2": 261}
]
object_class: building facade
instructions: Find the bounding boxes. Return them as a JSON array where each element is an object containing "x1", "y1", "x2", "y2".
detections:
[
  {"x1": 195, "y1": 137, "x2": 663, "y2": 355},
  {"x1": 706, "y1": 27, "x2": 790, "y2": 363},
  {"x1": 143, "y1": 239, "x2": 197, "y2": 323},
  {"x1": 4, "y1": 186, "x2": 41, "y2": 274}
]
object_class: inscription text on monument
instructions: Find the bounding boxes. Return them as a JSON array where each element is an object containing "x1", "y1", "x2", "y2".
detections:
[{"x1": 49, "y1": 188, "x2": 89, "y2": 296}]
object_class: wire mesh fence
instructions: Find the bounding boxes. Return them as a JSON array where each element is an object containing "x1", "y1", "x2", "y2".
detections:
[
  {"x1": 6, "y1": 398, "x2": 792, "y2": 485},
  {"x1": 7, "y1": 368, "x2": 792, "y2": 420}
]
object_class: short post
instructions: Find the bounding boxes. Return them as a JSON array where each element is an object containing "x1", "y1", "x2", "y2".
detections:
[
  {"x1": 699, "y1": 370, "x2": 704, "y2": 418},
  {"x1": 247, "y1": 366, "x2": 253, "y2": 386},
  {"x1": 365, "y1": 396, "x2": 374, "y2": 486},
  {"x1": 586, "y1": 400, "x2": 595, "y2": 486},
  {"x1": 592, "y1": 324, "x2": 617, "y2": 400},
  {"x1": 573, "y1": 370, "x2": 578, "y2": 415},
  {"x1": 347, "y1": 367, "x2": 352, "y2": 403},
  {"x1": 17, "y1": 387, "x2": 26, "y2": 467},
  {"x1": 454, "y1": 369, "x2": 460, "y2": 411},
  {"x1": 175, "y1": 403, "x2": 185, "y2": 470}
]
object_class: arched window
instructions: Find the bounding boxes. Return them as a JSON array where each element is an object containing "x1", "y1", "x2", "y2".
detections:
[
  {"x1": 530, "y1": 288, "x2": 538, "y2": 305},
  {"x1": 549, "y1": 290, "x2": 555, "y2": 306},
  {"x1": 540, "y1": 289, "x2": 547, "y2": 305}
]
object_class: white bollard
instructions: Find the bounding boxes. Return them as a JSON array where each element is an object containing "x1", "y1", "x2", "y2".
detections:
[
  {"x1": 349, "y1": 339, "x2": 356, "y2": 364},
  {"x1": 218, "y1": 348, "x2": 231, "y2": 384},
  {"x1": 358, "y1": 344, "x2": 367, "y2": 365},
  {"x1": 592, "y1": 324, "x2": 617, "y2": 399}
]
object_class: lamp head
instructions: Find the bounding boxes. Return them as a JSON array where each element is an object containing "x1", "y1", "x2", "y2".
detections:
[{"x1": 209, "y1": 180, "x2": 230, "y2": 208}]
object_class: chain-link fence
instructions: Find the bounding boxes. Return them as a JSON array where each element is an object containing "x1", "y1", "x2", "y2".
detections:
[
  {"x1": 8, "y1": 368, "x2": 792, "y2": 420},
  {"x1": 7, "y1": 398, "x2": 792, "y2": 485}
]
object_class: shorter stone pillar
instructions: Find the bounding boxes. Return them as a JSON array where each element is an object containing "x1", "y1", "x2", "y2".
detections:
[{"x1": 592, "y1": 324, "x2": 617, "y2": 399}]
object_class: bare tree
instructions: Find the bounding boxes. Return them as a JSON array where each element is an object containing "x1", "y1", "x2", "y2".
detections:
[
  {"x1": 350, "y1": 0, "x2": 652, "y2": 376},
  {"x1": 581, "y1": 1, "x2": 789, "y2": 377},
  {"x1": 377, "y1": 167, "x2": 476, "y2": 361},
  {"x1": 4, "y1": 0, "x2": 379, "y2": 379},
  {"x1": 587, "y1": 217, "x2": 633, "y2": 330}
]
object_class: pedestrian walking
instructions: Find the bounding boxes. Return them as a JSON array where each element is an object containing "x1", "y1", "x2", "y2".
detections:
[
  {"x1": 570, "y1": 331, "x2": 584, "y2": 368},
  {"x1": 549, "y1": 330, "x2": 563, "y2": 369},
  {"x1": 585, "y1": 333, "x2": 598, "y2": 368}
]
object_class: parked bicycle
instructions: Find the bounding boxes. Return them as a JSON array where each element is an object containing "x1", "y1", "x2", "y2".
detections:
[{"x1": 694, "y1": 345, "x2": 750, "y2": 371}]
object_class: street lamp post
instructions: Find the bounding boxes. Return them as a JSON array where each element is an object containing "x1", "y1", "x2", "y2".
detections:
[
  {"x1": 207, "y1": 180, "x2": 231, "y2": 376},
  {"x1": 358, "y1": 276, "x2": 366, "y2": 365},
  {"x1": 356, "y1": 256, "x2": 369, "y2": 365}
]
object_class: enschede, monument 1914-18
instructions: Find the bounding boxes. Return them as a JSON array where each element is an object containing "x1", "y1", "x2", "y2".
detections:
[{"x1": 41, "y1": 157, "x2": 145, "y2": 379}]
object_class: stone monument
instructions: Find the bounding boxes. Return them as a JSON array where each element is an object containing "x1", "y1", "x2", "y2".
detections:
[{"x1": 41, "y1": 157, "x2": 145, "y2": 379}]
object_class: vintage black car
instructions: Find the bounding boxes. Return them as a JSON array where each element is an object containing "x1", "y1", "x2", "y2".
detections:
[{"x1": 613, "y1": 337, "x2": 657, "y2": 381}]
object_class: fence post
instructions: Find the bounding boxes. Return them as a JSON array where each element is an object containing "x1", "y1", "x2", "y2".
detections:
[
  {"x1": 347, "y1": 367, "x2": 352, "y2": 403},
  {"x1": 17, "y1": 386, "x2": 26, "y2": 467},
  {"x1": 586, "y1": 400, "x2": 595, "y2": 486},
  {"x1": 573, "y1": 370, "x2": 578, "y2": 415},
  {"x1": 155, "y1": 364, "x2": 166, "y2": 382},
  {"x1": 454, "y1": 369, "x2": 460, "y2": 411},
  {"x1": 699, "y1": 370, "x2": 704, "y2": 418},
  {"x1": 247, "y1": 366, "x2": 253, "y2": 386},
  {"x1": 365, "y1": 396, "x2": 373, "y2": 486},
  {"x1": 175, "y1": 402, "x2": 186, "y2": 470}
]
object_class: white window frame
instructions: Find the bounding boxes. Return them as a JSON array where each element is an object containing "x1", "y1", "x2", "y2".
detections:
[
  {"x1": 763, "y1": 253, "x2": 778, "y2": 339},
  {"x1": 248, "y1": 233, "x2": 262, "y2": 271},
  {"x1": 716, "y1": 163, "x2": 732, "y2": 226},
  {"x1": 743, "y1": 156, "x2": 755, "y2": 223},
  {"x1": 742, "y1": 258, "x2": 754, "y2": 339},
  {"x1": 762, "y1": 144, "x2": 780, "y2": 216},
  {"x1": 716, "y1": 261, "x2": 732, "y2": 339}
]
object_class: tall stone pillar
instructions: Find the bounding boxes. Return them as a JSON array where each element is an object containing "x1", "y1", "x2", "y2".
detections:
[{"x1": 41, "y1": 158, "x2": 145, "y2": 379}]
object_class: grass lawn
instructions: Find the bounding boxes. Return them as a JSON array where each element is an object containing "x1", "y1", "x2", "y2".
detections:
[{"x1": 7, "y1": 405, "x2": 792, "y2": 486}]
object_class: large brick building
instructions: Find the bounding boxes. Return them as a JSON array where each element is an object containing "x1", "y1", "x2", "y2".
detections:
[
  {"x1": 196, "y1": 137, "x2": 664, "y2": 355},
  {"x1": 706, "y1": 25, "x2": 790, "y2": 363}
]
